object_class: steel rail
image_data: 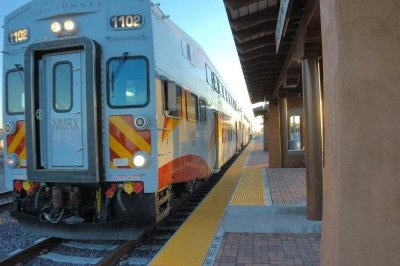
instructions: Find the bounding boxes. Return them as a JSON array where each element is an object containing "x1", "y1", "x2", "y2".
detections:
[
  {"x1": 0, "y1": 191, "x2": 13, "y2": 209},
  {"x1": 0, "y1": 237, "x2": 62, "y2": 266},
  {"x1": 96, "y1": 240, "x2": 138, "y2": 266},
  {"x1": 0, "y1": 191, "x2": 12, "y2": 198}
]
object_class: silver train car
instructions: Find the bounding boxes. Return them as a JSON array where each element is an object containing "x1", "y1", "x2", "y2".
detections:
[{"x1": 2, "y1": 0, "x2": 252, "y2": 239}]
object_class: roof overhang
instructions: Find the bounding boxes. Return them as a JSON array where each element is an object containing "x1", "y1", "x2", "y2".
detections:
[{"x1": 224, "y1": 0, "x2": 322, "y2": 107}]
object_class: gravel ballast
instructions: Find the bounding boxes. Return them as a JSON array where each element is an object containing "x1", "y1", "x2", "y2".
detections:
[{"x1": 0, "y1": 210, "x2": 46, "y2": 260}]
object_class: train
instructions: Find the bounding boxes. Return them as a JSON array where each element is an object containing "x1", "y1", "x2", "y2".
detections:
[{"x1": 2, "y1": 0, "x2": 252, "y2": 239}]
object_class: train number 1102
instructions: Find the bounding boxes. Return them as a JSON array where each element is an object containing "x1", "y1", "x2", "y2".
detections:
[
  {"x1": 8, "y1": 28, "x2": 29, "y2": 44},
  {"x1": 110, "y1": 15, "x2": 143, "y2": 29}
]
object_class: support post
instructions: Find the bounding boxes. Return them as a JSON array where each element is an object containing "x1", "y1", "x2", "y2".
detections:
[
  {"x1": 302, "y1": 57, "x2": 323, "y2": 221},
  {"x1": 279, "y1": 96, "x2": 288, "y2": 168},
  {"x1": 268, "y1": 103, "x2": 281, "y2": 167},
  {"x1": 263, "y1": 112, "x2": 269, "y2": 151}
]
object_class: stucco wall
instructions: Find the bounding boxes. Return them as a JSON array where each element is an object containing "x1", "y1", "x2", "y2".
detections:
[{"x1": 320, "y1": 0, "x2": 400, "y2": 265}]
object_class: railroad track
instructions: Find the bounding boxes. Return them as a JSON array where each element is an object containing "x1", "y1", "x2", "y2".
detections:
[
  {"x1": 0, "y1": 151, "x2": 241, "y2": 265},
  {"x1": 0, "y1": 191, "x2": 13, "y2": 211}
]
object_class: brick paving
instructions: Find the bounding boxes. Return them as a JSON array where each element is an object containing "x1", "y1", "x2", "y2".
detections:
[
  {"x1": 267, "y1": 168, "x2": 306, "y2": 205},
  {"x1": 245, "y1": 137, "x2": 269, "y2": 169},
  {"x1": 214, "y1": 233, "x2": 320, "y2": 266},
  {"x1": 212, "y1": 137, "x2": 320, "y2": 266}
]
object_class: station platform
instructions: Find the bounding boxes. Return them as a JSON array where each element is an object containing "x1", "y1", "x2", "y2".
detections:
[{"x1": 150, "y1": 136, "x2": 321, "y2": 266}]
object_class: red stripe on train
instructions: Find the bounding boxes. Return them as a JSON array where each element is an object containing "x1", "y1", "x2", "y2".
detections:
[{"x1": 158, "y1": 155, "x2": 212, "y2": 189}]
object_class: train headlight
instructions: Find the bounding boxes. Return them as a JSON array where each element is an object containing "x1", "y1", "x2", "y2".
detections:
[
  {"x1": 51, "y1": 21, "x2": 62, "y2": 35},
  {"x1": 3, "y1": 122, "x2": 15, "y2": 135},
  {"x1": 134, "y1": 115, "x2": 149, "y2": 130},
  {"x1": 6, "y1": 153, "x2": 19, "y2": 169},
  {"x1": 64, "y1": 19, "x2": 76, "y2": 33},
  {"x1": 132, "y1": 151, "x2": 150, "y2": 168}
]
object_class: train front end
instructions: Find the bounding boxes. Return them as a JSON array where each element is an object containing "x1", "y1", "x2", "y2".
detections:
[{"x1": 2, "y1": 0, "x2": 160, "y2": 239}]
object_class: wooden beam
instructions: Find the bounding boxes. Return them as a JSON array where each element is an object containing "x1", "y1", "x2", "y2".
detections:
[
  {"x1": 270, "y1": 0, "x2": 319, "y2": 100},
  {"x1": 247, "y1": 78, "x2": 277, "y2": 84},
  {"x1": 242, "y1": 61, "x2": 285, "y2": 71},
  {"x1": 239, "y1": 45, "x2": 290, "y2": 61},
  {"x1": 236, "y1": 34, "x2": 275, "y2": 52},
  {"x1": 248, "y1": 84, "x2": 276, "y2": 90},
  {"x1": 245, "y1": 74, "x2": 279, "y2": 80},
  {"x1": 245, "y1": 74, "x2": 281, "y2": 82},
  {"x1": 224, "y1": 0, "x2": 259, "y2": 10},
  {"x1": 244, "y1": 66, "x2": 282, "y2": 74},
  {"x1": 230, "y1": 6, "x2": 279, "y2": 30},
  {"x1": 233, "y1": 21, "x2": 276, "y2": 40},
  {"x1": 241, "y1": 54, "x2": 287, "y2": 66},
  {"x1": 243, "y1": 63, "x2": 283, "y2": 72}
]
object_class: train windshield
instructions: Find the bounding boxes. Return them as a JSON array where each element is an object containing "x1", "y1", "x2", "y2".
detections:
[
  {"x1": 6, "y1": 70, "x2": 25, "y2": 114},
  {"x1": 108, "y1": 57, "x2": 148, "y2": 107}
]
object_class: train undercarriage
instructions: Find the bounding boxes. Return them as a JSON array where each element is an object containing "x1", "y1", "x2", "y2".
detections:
[{"x1": 10, "y1": 180, "x2": 202, "y2": 239}]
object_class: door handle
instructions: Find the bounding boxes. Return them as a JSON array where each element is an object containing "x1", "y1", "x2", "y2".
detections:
[
  {"x1": 72, "y1": 111, "x2": 81, "y2": 114},
  {"x1": 74, "y1": 147, "x2": 83, "y2": 152},
  {"x1": 35, "y1": 109, "x2": 41, "y2": 120}
]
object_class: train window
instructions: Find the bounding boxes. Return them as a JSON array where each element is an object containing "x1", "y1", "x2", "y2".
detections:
[
  {"x1": 53, "y1": 62, "x2": 72, "y2": 112},
  {"x1": 199, "y1": 98, "x2": 206, "y2": 123},
  {"x1": 186, "y1": 43, "x2": 192, "y2": 61},
  {"x1": 164, "y1": 82, "x2": 182, "y2": 118},
  {"x1": 205, "y1": 64, "x2": 212, "y2": 86},
  {"x1": 218, "y1": 80, "x2": 223, "y2": 96},
  {"x1": 182, "y1": 40, "x2": 191, "y2": 62},
  {"x1": 212, "y1": 73, "x2": 219, "y2": 93},
  {"x1": 108, "y1": 57, "x2": 148, "y2": 108},
  {"x1": 186, "y1": 91, "x2": 198, "y2": 122},
  {"x1": 6, "y1": 70, "x2": 25, "y2": 114}
]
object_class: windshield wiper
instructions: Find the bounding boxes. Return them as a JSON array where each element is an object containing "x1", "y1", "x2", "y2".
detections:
[{"x1": 110, "y1": 52, "x2": 129, "y2": 94}]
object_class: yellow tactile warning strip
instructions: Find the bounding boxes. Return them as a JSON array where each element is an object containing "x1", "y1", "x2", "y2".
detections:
[
  {"x1": 230, "y1": 168, "x2": 265, "y2": 205},
  {"x1": 150, "y1": 143, "x2": 253, "y2": 266}
]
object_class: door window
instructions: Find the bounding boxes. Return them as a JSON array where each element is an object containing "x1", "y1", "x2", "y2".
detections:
[{"x1": 53, "y1": 62, "x2": 73, "y2": 112}]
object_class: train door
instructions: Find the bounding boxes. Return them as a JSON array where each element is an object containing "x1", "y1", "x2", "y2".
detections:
[
  {"x1": 235, "y1": 122, "x2": 238, "y2": 152},
  {"x1": 213, "y1": 112, "x2": 220, "y2": 170},
  {"x1": 38, "y1": 52, "x2": 87, "y2": 169}
]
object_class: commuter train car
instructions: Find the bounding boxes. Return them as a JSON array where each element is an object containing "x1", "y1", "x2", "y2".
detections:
[{"x1": 2, "y1": 0, "x2": 252, "y2": 239}]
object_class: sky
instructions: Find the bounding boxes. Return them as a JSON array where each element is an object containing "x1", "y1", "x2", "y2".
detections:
[{"x1": 0, "y1": 0, "x2": 262, "y2": 130}]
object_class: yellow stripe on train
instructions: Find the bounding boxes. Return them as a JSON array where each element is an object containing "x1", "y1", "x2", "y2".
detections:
[
  {"x1": 109, "y1": 135, "x2": 134, "y2": 168},
  {"x1": 109, "y1": 116, "x2": 151, "y2": 154},
  {"x1": 7, "y1": 123, "x2": 25, "y2": 154}
]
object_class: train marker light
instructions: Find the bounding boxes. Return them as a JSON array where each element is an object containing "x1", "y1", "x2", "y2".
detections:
[
  {"x1": 3, "y1": 122, "x2": 15, "y2": 135},
  {"x1": 134, "y1": 115, "x2": 149, "y2": 130},
  {"x1": 22, "y1": 181, "x2": 33, "y2": 193},
  {"x1": 134, "y1": 182, "x2": 144, "y2": 194},
  {"x1": 64, "y1": 19, "x2": 76, "y2": 33},
  {"x1": 50, "y1": 21, "x2": 62, "y2": 35},
  {"x1": 123, "y1": 182, "x2": 134, "y2": 195},
  {"x1": 105, "y1": 183, "x2": 118, "y2": 198},
  {"x1": 14, "y1": 181, "x2": 22, "y2": 192},
  {"x1": 132, "y1": 151, "x2": 149, "y2": 168},
  {"x1": 6, "y1": 153, "x2": 19, "y2": 168}
]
